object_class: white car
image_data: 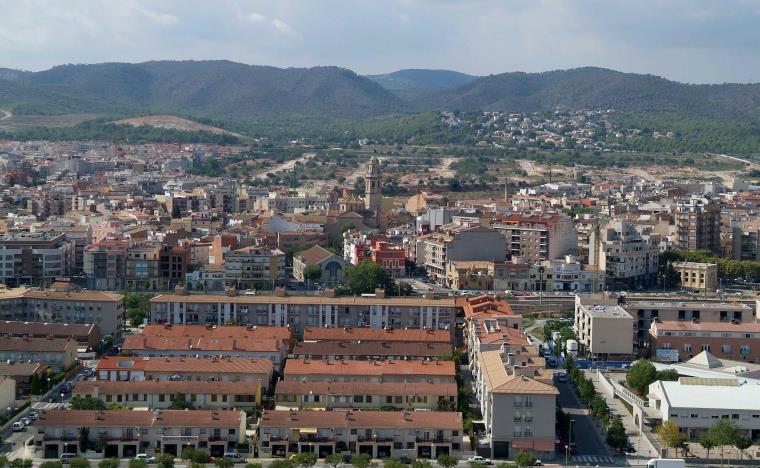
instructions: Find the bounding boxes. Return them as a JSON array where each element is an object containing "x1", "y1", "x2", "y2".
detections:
[
  {"x1": 134, "y1": 454, "x2": 157, "y2": 463},
  {"x1": 467, "y1": 456, "x2": 493, "y2": 465},
  {"x1": 19, "y1": 417, "x2": 31, "y2": 426}
]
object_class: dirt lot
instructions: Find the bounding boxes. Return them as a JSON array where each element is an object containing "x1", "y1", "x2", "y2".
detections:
[{"x1": 113, "y1": 115, "x2": 248, "y2": 139}]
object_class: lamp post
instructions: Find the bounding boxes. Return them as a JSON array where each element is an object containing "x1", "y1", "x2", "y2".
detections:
[
  {"x1": 565, "y1": 419, "x2": 575, "y2": 466},
  {"x1": 538, "y1": 266, "x2": 545, "y2": 306}
]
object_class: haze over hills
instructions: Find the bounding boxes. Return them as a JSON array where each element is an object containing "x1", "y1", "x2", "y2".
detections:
[
  {"x1": 367, "y1": 69, "x2": 476, "y2": 90},
  {"x1": 2, "y1": 61, "x2": 760, "y2": 123}
]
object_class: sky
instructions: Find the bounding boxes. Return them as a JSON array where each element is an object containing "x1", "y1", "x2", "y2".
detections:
[{"x1": 1, "y1": 0, "x2": 760, "y2": 84}]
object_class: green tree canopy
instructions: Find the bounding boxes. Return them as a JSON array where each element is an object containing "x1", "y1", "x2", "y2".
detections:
[
  {"x1": 303, "y1": 264, "x2": 323, "y2": 282},
  {"x1": 514, "y1": 451, "x2": 536, "y2": 467},
  {"x1": 657, "y1": 421, "x2": 687, "y2": 457},
  {"x1": 436, "y1": 455, "x2": 459, "y2": 468},
  {"x1": 626, "y1": 359, "x2": 657, "y2": 395},
  {"x1": 607, "y1": 415, "x2": 629, "y2": 450},
  {"x1": 343, "y1": 260, "x2": 394, "y2": 294}
]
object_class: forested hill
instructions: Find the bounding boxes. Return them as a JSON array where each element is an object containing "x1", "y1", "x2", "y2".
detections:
[{"x1": 2, "y1": 62, "x2": 760, "y2": 122}]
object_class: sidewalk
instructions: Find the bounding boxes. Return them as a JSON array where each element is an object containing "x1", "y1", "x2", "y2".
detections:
[{"x1": 587, "y1": 371, "x2": 658, "y2": 466}]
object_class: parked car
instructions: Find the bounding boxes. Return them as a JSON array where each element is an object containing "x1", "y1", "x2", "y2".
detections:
[
  {"x1": 11, "y1": 421, "x2": 25, "y2": 432},
  {"x1": 397, "y1": 455, "x2": 412, "y2": 464},
  {"x1": 134, "y1": 454, "x2": 157, "y2": 463},
  {"x1": 27, "y1": 411, "x2": 38, "y2": 421},
  {"x1": 223, "y1": 452, "x2": 245, "y2": 463},
  {"x1": 556, "y1": 372, "x2": 568, "y2": 383},
  {"x1": 467, "y1": 456, "x2": 493, "y2": 465},
  {"x1": 60, "y1": 453, "x2": 78, "y2": 464},
  {"x1": 19, "y1": 417, "x2": 31, "y2": 426}
]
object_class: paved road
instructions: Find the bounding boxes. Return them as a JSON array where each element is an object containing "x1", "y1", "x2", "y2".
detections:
[
  {"x1": 254, "y1": 152, "x2": 316, "y2": 179},
  {"x1": 556, "y1": 380, "x2": 611, "y2": 462}
]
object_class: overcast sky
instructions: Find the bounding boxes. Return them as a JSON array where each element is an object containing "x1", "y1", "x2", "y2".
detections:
[{"x1": 1, "y1": 0, "x2": 759, "y2": 84}]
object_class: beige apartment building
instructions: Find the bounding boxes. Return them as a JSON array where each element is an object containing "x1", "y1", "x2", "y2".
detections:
[
  {"x1": 574, "y1": 296, "x2": 634, "y2": 356},
  {"x1": 649, "y1": 321, "x2": 760, "y2": 362},
  {"x1": 283, "y1": 359, "x2": 456, "y2": 384},
  {"x1": 672, "y1": 261, "x2": 718, "y2": 292},
  {"x1": 149, "y1": 289, "x2": 456, "y2": 337},
  {"x1": 258, "y1": 410, "x2": 463, "y2": 459},
  {"x1": 74, "y1": 380, "x2": 261, "y2": 410},
  {"x1": 35, "y1": 409, "x2": 246, "y2": 459},
  {"x1": 0, "y1": 336, "x2": 77, "y2": 371},
  {"x1": 491, "y1": 213, "x2": 578, "y2": 263}
]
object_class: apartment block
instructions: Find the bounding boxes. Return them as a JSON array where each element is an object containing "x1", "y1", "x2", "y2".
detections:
[
  {"x1": 121, "y1": 324, "x2": 292, "y2": 369},
  {"x1": 573, "y1": 297, "x2": 634, "y2": 356},
  {"x1": 589, "y1": 220, "x2": 659, "y2": 290},
  {"x1": 258, "y1": 409, "x2": 463, "y2": 459},
  {"x1": 224, "y1": 246, "x2": 286, "y2": 291},
  {"x1": 35, "y1": 409, "x2": 246, "y2": 459},
  {"x1": 95, "y1": 356, "x2": 273, "y2": 389},
  {"x1": 274, "y1": 381, "x2": 457, "y2": 411},
  {"x1": 491, "y1": 213, "x2": 577, "y2": 262},
  {"x1": 0, "y1": 336, "x2": 76, "y2": 371},
  {"x1": 0, "y1": 232, "x2": 75, "y2": 287},
  {"x1": 649, "y1": 321, "x2": 760, "y2": 362},
  {"x1": 149, "y1": 290, "x2": 456, "y2": 337},
  {"x1": 675, "y1": 200, "x2": 721, "y2": 254},
  {"x1": 283, "y1": 359, "x2": 456, "y2": 384},
  {"x1": 292, "y1": 341, "x2": 452, "y2": 361},
  {"x1": 74, "y1": 380, "x2": 261, "y2": 410},
  {"x1": 0, "y1": 320, "x2": 100, "y2": 348}
]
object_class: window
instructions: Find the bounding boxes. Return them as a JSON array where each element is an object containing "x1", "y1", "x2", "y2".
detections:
[
  {"x1": 732, "y1": 414, "x2": 740, "y2": 420},
  {"x1": 691, "y1": 414, "x2": 698, "y2": 419},
  {"x1": 701, "y1": 344, "x2": 711, "y2": 352},
  {"x1": 721, "y1": 345, "x2": 732, "y2": 354}
]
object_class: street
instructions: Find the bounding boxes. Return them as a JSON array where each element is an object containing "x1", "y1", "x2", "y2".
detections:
[{"x1": 556, "y1": 380, "x2": 615, "y2": 466}]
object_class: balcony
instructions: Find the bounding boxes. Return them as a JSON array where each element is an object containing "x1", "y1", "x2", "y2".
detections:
[
  {"x1": 416, "y1": 438, "x2": 448, "y2": 444},
  {"x1": 299, "y1": 436, "x2": 335, "y2": 443}
]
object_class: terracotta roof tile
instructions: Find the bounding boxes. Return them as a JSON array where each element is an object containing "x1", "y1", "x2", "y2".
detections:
[
  {"x1": 260, "y1": 410, "x2": 462, "y2": 430},
  {"x1": 303, "y1": 327, "x2": 451, "y2": 343},
  {"x1": 284, "y1": 359, "x2": 455, "y2": 378}
]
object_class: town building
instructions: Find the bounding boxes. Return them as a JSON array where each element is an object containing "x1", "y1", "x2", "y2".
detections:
[
  {"x1": 35, "y1": 409, "x2": 246, "y2": 459},
  {"x1": 574, "y1": 296, "x2": 634, "y2": 356},
  {"x1": 292, "y1": 245, "x2": 348, "y2": 285},
  {"x1": 273, "y1": 381, "x2": 457, "y2": 411},
  {"x1": 491, "y1": 213, "x2": 577, "y2": 262},
  {"x1": 649, "y1": 320, "x2": 760, "y2": 362},
  {"x1": 0, "y1": 336, "x2": 76, "y2": 371},
  {"x1": 0, "y1": 320, "x2": 100, "y2": 348},
  {"x1": 121, "y1": 324, "x2": 291, "y2": 369},
  {"x1": 0, "y1": 361, "x2": 48, "y2": 396},
  {"x1": 73, "y1": 380, "x2": 261, "y2": 410},
  {"x1": 95, "y1": 356, "x2": 274, "y2": 389},
  {"x1": 291, "y1": 341, "x2": 452, "y2": 361},
  {"x1": 283, "y1": 359, "x2": 456, "y2": 384},
  {"x1": 224, "y1": 246, "x2": 286, "y2": 291},
  {"x1": 674, "y1": 200, "x2": 722, "y2": 254},
  {"x1": 0, "y1": 377, "x2": 16, "y2": 415},
  {"x1": 0, "y1": 232, "x2": 75, "y2": 287},
  {"x1": 589, "y1": 220, "x2": 660, "y2": 289},
  {"x1": 257, "y1": 409, "x2": 463, "y2": 459},
  {"x1": 672, "y1": 261, "x2": 718, "y2": 292},
  {"x1": 149, "y1": 289, "x2": 456, "y2": 337},
  {"x1": 648, "y1": 377, "x2": 760, "y2": 441},
  {"x1": 302, "y1": 326, "x2": 452, "y2": 344}
]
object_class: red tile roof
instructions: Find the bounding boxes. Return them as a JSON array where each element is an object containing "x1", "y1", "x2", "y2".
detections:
[
  {"x1": 275, "y1": 380, "x2": 457, "y2": 397},
  {"x1": 36, "y1": 409, "x2": 242, "y2": 428},
  {"x1": 284, "y1": 359, "x2": 455, "y2": 377},
  {"x1": 74, "y1": 379, "x2": 259, "y2": 396},
  {"x1": 293, "y1": 341, "x2": 452, "y2": 358},
  {"x1": 260, "y1": 410, "x2": 462, "y2": 430},
  {"x1": 96, "y1": 356, "x2": 273, "y2": 376},
  {"x1": 303, "y1": 327, "x2": 451, "y2": 344}
]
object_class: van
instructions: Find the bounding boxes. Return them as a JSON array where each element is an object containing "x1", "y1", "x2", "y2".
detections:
[
  {"x1": 60, "y1": 453, "x2": 78, "y2": 464},
  {"x1": 223, "y1": 452, "x2": 245, "y2": 463},
  {"x1": 11, "y1": 421, "x2": 25, "y2": 432}
]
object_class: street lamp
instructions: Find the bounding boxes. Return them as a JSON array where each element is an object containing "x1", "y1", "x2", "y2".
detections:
[
  {"x1": 538, "y1": 266, "x2": 545, "y2": 306},
  {"x1": 565, "y1": 419, "x2": 575, "y2": 466}
]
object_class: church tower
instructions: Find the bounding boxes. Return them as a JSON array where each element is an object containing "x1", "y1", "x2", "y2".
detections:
[{"x1": 364, "y1": 157, "x2": 382, "y2": 213}]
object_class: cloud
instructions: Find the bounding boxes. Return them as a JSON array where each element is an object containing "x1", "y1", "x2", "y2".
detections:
[
  {"x1": 271, "y1": 18, "x2": 301, "y2": 39},
  {"x1": 246, "y1": 12, "x2": 265, "y2": 22},
  {"x1": 134, "y1": 5, "x2": 178, "y2": 26}
]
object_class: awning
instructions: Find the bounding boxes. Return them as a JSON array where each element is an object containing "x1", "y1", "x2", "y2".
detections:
[
  {"x1": 298, "y1": 428, "x2": 318, "y2": 434},
  {"x1": 512, "y1": 439, "x2": 555, "y2": 451}
]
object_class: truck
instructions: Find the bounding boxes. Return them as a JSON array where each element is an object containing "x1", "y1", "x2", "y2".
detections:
[{"x1": 646, "y1": 459, "x2": 685, "y2": 468}]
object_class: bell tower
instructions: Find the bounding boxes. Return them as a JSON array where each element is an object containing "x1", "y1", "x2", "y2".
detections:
[{"x1": 364, "y1": 157, "x2": 382, "y2": 212}]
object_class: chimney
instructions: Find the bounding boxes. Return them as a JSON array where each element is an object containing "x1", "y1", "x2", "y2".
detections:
[{"x1": 374, "y1": 288, "x2": 386, "y2": 299}]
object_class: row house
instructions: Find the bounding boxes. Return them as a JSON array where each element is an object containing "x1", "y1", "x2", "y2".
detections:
[
  {"x1": 0, "y1": 336, "x2": 76, "y2": 371},
  {"x1": 35, "y1": 409, "x2": 246, "y2": 459},
  {"x1": 96, "y1": 356, "x2": 273, "y2": 390},
  {"x1": 73, "y1": 380, "x2": 261, "y2": 410},
  {"x1": 0, "y1": 320, "x2": 100, "y2": 348},
  {"x1": 283, "y1": 359, "x2": 455, "y2": 385},
  {"x1": 649, "y1": 320, "x2": 760, "y2": 363},
  {"x1": 149, "y1": 289, "x2": 456, "y2": 337},
  {"x1": 291, "y1": 341, "x2": 452, "y2": 361},
  {"x1": 258, "y1": 409, "x2": 463, "y2": 460},
  {"x1": 274, "y1": 380, "x2": 457, "y2": 411}
]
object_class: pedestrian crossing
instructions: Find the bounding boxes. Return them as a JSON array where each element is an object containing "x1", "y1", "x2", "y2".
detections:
[
  {"x1": 571, "y1": 455, "x2": 614, "y2": 464},
  {"x1": 32, "y1": 402, "x2": 70, "y2": 410}
]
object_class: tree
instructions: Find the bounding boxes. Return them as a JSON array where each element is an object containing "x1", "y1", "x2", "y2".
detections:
[
  {"x1": 99, "y1": 459, "x2": 119, "y2": 468},
  {"x1": 657, "y1": 421, "x2": 687, "y2": 458},
  {"x1": 303, "y1": 264, "x2": 322, "y2": 283},
  {"x1": 734, "y1": 435, "x2": 752, "y2": 460},
  {"x1": 157, "y1": 454, "x2": 175, "y2": 468},
  {"x1": 270, "y1": 461, "x2": 294, "y2": 468},
  {"x1": 590, "y1": 395, "x2": 610, "y2": 420},
  {"x1": 698, "y1": 433, "x2": 717, "y2": 462},
  {"x1": 411, "y1": 461, "x2": 432, "y2": 468},
  {"x1": 129, "y1": 460, "x2": 147, "y2": 468},
  {"x1": 169, "y1": 393, "x2": 194, "y2": 410},
  {"x1": 514, "y1": 451, "x2": 536, "y2": 467},
  {"x1": 181, "y1": 448, "x2": 209, "y2": 463},
  {"x1": 244, "y1": 464, "x2": 262, "y2": 468},
  {"x1": 655, "y1": 369, "x2": 680, "y2": 382},
  {"x1": 709, "y1": 419, "x2": 740, "y2": 464},
  {"x1": 436, "y1": 454, "x2": 459, "y2": 468},
  {"x1": 325, "y1": 454, "x2": 343, "y2": 468},
  {"x1": 343, "y1": 260, "x2": 394, "y2": 294},
  {"x1": 0, "y1": 455, "x2": 6, "y2": 468},
  {"x1": 607, "y1": 415, "x2": 628, "y2": 450},
  {"x1": 382, "y1": 460, "x2": 405, "y2": 468},
  {"x1": 626, "y1": 359, "x2": 657, "y2": 395},
  {"x1": 214, "y1": 459, "x2": 234, "y2": 468},
  {"x1": 69, "y1": 460, "x2": 90, "y2": 468},
  {"x1": 40, "y1": 463, "x2": 62, "y2": 468},
  {"x1": 71, "y1": 395, "x2": 106, "y2": 410},
  {"x1": 30, "y1": 373, "x2": 42, "y2": 395},
  {"x1": 78, "y1": 427, "x2": 91, "y2": 452},
  {"x1": 350, "y1": 454, "x2": 372, "y2": 468},
  {"x1": 291, "y1": 452, "x2": 317, "y2": 468}
]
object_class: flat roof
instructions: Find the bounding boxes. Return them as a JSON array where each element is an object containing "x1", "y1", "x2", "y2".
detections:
[
  {"x1": 629, "y1": 300, "x2": 750, "y2": 311},
  {"x1": 658, "y1": 379, "x2": 760, "y2": 411},
  {"x1": 579, "y1": 304, "x2": 633, "y2": 319},
  {"x1": 151, "y1": 293, "x2": 454, "y2": 308}
]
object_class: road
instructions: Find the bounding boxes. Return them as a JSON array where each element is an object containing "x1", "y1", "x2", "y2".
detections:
[
  {"x1": 254, "y1": 152, "x2": 316, "y2": 180},
  {"x1": 556, "y1": 380, "x2": 615, "y2": 466},
  {"x1": 0, "y1": 109, "x2": 11, "y2": 121}
]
